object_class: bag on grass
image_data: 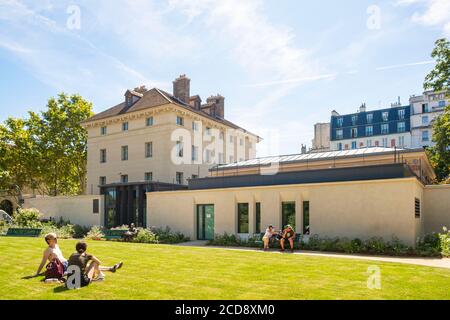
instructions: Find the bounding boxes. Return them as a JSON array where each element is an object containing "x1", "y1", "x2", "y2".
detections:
[{"x1": 45, "y1": 258, "x2": 64, "y2": 280}]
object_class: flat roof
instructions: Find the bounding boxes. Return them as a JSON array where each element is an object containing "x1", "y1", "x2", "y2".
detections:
[{"x1": 211, "y1": 147, "x2": 425, "y2": 171}]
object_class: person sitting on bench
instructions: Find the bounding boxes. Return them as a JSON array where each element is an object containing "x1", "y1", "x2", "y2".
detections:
[
  {"x1": 35, "y1": 233, "x2": 68, "y2": 276},
  {"x1": 262, "y1": 225, "x2": 277, "y2": 251},
  {"x1": 280, "y1": 225, "x2": 296, "y2": 253},
  {"x1": 122, "y1": 223, "x2": 138, "y2": 242},
  {"x1": 67, "y1": 241, "x2": 123, "y2": 287}
]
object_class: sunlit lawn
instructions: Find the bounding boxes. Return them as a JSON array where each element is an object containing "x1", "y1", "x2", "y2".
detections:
[{"x1": 0, "y1": 237, "x2": 449, "y2": 300}]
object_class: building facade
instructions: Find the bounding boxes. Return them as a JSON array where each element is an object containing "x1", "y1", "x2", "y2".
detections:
[
  {"x1": 310, "y1": 122, "x2": 330, "y2": 153},
  {"x1": 80, "y1": 75, "x2": 260, "y2": 227},
  {"x1": 329, "y1": 103, "x2": 411, "y2": 151},
  {"x1": 409, "y1": 90, "x2": 448, "y2": 148}
]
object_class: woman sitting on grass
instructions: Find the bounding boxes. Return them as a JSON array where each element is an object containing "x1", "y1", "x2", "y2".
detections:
[
  {"x1": 67, "y1": 241, "x2": 123, "y2": 287},
  {"x1": 35, "y1": 233, "x2": 68, "y2": 276}
]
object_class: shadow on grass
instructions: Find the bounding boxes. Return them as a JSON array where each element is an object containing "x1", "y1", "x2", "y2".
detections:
[{"x1": 53, "y1": 285, "x2": 69, "y2": 293}]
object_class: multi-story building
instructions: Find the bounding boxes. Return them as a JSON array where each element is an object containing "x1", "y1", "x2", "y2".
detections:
[
  {"x1": 310, "y1": 122, "x2": 330, "y2": 153},
  {"x1": 80, "y1": 75, "x2": 260, "y2": 227},
  {"x1": 329, "y1": 103, "x2": 411, "y2": 151},
  {"x1": 409, "y1": 90, "x2": 448, "y2": 148}
]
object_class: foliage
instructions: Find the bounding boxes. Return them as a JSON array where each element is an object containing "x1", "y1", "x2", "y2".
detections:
[
  {"x1": 0, "y1": 221, "x2": 8, "y2": 235},
  {"x1": 150, "y1": 226, "x2": 190, "y2": 244},
  {"x1": 0, "y1": 93, "x2": 93, "y2": 195},
  {"x1": 40, "y1": 224, "x2": 75, "y2": 239},
  {"x1": 132, "y1": 228, "x2": 158, "y2": 244},
  {"x1": 84, "y1": 225, "x2": 105, "y2": 240},
  {"x1": 438, "y1": 227, "x2": 450, "y2": 257},
  {"x1": 111, "y1": 225, "x2": 129, "y2": 230},
  {"x1": 73, "y1": 225, "x2": 90, "y2": 238},
  {"x1": 12, "y1": 208, "x2": 42, "y2": 228},
  {"x1": 423, "y1": 38, "x2": 450, "y2": 182},
  {"x1": 207, "y1": 233, "x2": 243, "y2": 246},
  {"x1": 416, "y1": 232, "x2": 441, "y2": 256}
]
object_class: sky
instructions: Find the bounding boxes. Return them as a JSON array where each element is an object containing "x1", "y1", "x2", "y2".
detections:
[{"x1": 0, "y1": 0, "x2": 449, "y2": 157}]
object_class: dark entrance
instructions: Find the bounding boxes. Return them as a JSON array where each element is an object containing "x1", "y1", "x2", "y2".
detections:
[
  {"x1": 101, "y1": 182, "x2": 187, "y2": 229},
  {"x1": 197, "y1": 204, "x2": 214, "y2": 240},
  {"x1": 0, "y1": 200, "x2": 13, "y2": 216}
]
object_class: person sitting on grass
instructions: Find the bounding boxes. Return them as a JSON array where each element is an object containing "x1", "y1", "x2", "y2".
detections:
[
  {"x1": 122, "y1": 223, "x2": 138, "y2": 242},
  {"x1": 280, "y1": 225, "x2": 296, "y2": 253},
  {"x1": 35, "y1": 233, "x2": 68, "y2": 277},
  {"x1": 67, "y1": 241, "x2": 123, "y2": 287},
  {"x1": 262, "y1": 225, "x2": 277, "y2": 251}
]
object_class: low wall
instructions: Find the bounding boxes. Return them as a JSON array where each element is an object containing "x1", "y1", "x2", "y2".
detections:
[
  {"x1": 24, "y1": 195, "x2": 104, "y2": 227},
  {"x1": 148, "y1": 178, "x2": 423, "y2": 246},
  {"x1": 423, "y1": 185, "x2": 450, "y2": 234}
]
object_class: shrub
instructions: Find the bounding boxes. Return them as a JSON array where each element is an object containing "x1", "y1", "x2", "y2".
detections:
[
  {"x1": 13, "y1": 208, "x2": 42, "y2": 228},
  {"x1": 150, "y1": 226, "x2": 190, "y2": 244},
  {"x1": 0, "y1": 221, "x2": 8, "y2": 235},
  {"x1": 73, "y1": 225, "x2": 90, "y2": 238},
  {"x1": 363, "y1": 237, "x2": 386, "y2": 254},
  {"x1": 207, "y1": 233, "x2": 242, "y2": 246},
  {"x1": 111, "y1": 225, "x2": 129, "y2": 230},
  {"x1": 133, "y1": 228, "x2": 158, "y2": 244},
  {"x1": 438, "y1": 227, "x2": 450, "y2": 257},
  {"x1": 40, "y1": 224, "x2": 74, "y2": 239},
  {"x1": 416, "y1": 232, "x2": 441, "y2": 256},
  {"x1": 85, "y1": 226, "x2": 105, "y2": 240}
]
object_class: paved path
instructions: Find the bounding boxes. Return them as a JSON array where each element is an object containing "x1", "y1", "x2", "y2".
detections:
[{"x1": 176, "y1": 241, "x2": 450, "y2": 269}]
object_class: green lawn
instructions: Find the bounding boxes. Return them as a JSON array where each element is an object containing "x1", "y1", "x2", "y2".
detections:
[{"x1": 1, "y1": 237, "x2": 450, "y2": 300}]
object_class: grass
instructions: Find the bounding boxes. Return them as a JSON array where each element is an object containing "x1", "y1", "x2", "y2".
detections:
[{"x1": 1, "y1": 237, "x2": 450, "y2": 300}]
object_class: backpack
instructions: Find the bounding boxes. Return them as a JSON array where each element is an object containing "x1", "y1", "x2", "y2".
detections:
[{"x1": 45, "y1": 258, "x2": 64, "y2": 280}]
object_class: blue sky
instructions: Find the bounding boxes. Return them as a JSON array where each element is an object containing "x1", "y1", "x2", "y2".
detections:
[{"x1": 0, "y1": 0, "x2": 449, "y2": 156}]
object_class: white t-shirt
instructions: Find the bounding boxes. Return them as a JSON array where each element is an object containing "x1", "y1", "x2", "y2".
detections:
[
  {"x1": 264, "y1": 228, "x2": 274, "y2": 238},
  {"x1": 47, "y1": 244, "x2": 67, "y2": 263}
]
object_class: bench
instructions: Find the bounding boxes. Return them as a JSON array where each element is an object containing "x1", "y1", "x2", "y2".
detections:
[
  {"x1": 6, "y1": 228, "x2": 42, "y2": 237},
  {"x1": 253, "y1": 232, "x2": 302, "y2": 247},
  {"x1": 104, "y1": 229, "x2": 128, "y2": 240}
]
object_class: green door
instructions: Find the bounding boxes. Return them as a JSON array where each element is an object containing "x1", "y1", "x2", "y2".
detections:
[{"x1": 197, "y1": 204, "x2": 214, "y2": 240}]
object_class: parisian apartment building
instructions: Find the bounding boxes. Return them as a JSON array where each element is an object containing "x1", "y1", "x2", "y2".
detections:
[
  {"x1": 82, "y1": 75, "x2": 260, "y2": 195},
  {"x1": 311, "y1": 90, "x2": 449, "y2": 152}
]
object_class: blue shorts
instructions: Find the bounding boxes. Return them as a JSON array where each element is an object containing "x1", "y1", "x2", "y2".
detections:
[{"x1": 63, "y1": 261, "x2": 69, "y2": 273}]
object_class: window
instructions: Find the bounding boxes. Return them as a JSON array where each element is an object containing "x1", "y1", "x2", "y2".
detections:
[
  {"x1": 351, "y1": 128, "x2": 358, "y2": 138},
  {"x1": 366, "y1": 139, "x2": 372, "y2": 147},
  {"x1": 237, "y1": 203, "x2": 249, "y2": 233},
  {"x1": 302, "y1": 201, "x2": 309, "y2": 235},
  {"x1": 101, "y1": 126, "x2": 107, "y2": 135},
  {"x1": 398, "y1": 109, "x2": 405, "y2": 120},
  {"x1": 397, "y1": 121, "x2": 405, "y2": 133},
  {"x1": 176, "y1": 172, "x2": 183, "y2": 185},
  {"x1": 381, "y1": 123, "x2": 389, "y2": 134},
  {"x1": 219, "y1": 132, "x2": 224, "y2": 140},
  {"x1": 239, "y1": 139, "x2": 243, "y2": 146},
  {"x1": 145, "y1": 142, "x2": 153, "y2": 158},
  {"x1": 351, "y1": 115, "x2": 358, "y2": 126},
  {"x1": 382, "y1": 112, "x2": 389, "y2": 122},
  {"x1": 100, "y1": 149, "x2": 107, "y2": 163},
  {"x1": 229, "y1": 155, "x2": 234, "y2": 163},
  {"x1": 121, "y1": 146, "x2": 128, "y2": 161},
  {"x1": 122, "y1": 122, "x2": 129, "y2": 131},
  {"x1": 121, "y1": 175, "x2": 128, "y2": 183},
  {"x1": 398, "y1": 136, "x2": 405, "y2": 147},
  {"x1": 422, "y1": 103, "x2": 429, "y2": 113},
  {"x1": 205, "y1": 149, "x2": 212, "y2": 163},
  {"x1": 145, "y1": 172, "x2": 153, "y2": 181},
  {"x1": 422, "y1": 116, "x2": 429, "y2": 125},
  {"x1": 337, "y1": 117, "x2": 343, "y2": 127},
  {"x1": 391, "y1": 139, "x2": 396, "y2": 147},
  {"x1": 192, "y1": 145, "x2": 198, "y2": 161},
  {"x1": 255, "y1": 202, "x2": 261, "y2": 234},
  {"x1": 365, "y1": 126, "x2": 373, "y2": 136},
  {"x1": 93, "y1": 199, "x2": 99, "y2": 214},
  {"x1": 205, "y1": 127, "x2": 211, "y2": 136},
  {"x1": 336, "y1": 129, "x2": 343, "y2": 140},
  {"x1": 229, "y1": 136, "x2": 234, "y2": 143},
  {"x1": 375, "y1": 140, "x2": 379, "y2": 147},
  {"x1": 192, "y1": 121, "x2": 199, "y2": 131},
  {"x1": 351, "y1": 141, "x2": 357, "y2": 149},
  {"x1": 422, "y1": 130, "x2": 429, "y2": 142},
  {"x1": 99, "y1": 176, "x2": 106, "y2": 186},
  {"x1": 146, "y1": 116, "x2": 154, "y2": 127},
  {"x1": 366, "y1": 113, "x2": 373, "y2": 124},
  {"x1": 415, "y1": 198, "x2": 420, "y2": 218},
  {"x1": 337, "y1": 142, "x2": 342, "y2": 150},
  {"x1": 176, "y1": 116, "x2": 184, "y2": 126},
  {"x1": 382, "y1": 137, "x2": 388, "y2": 147},
  {"x1": 281, "y1": 202, "x2": 296, "y2": 231},
  {"x1": 218, "y1": 152, "x2": 224, "y2": 164},
  {"x1": 438, "y1": 100, "x2": 446, "y2": 108},
  {"x1": 176, "y1": 141, "x2": 183, "y2": 157}
]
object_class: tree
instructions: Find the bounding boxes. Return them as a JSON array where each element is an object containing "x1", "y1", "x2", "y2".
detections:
[
  {"x1": 424, "y1": 38, "x2": 450, "y2": 183},
  {"x1": 0, "y1": 93, "x2": 93, "y2": 196}
]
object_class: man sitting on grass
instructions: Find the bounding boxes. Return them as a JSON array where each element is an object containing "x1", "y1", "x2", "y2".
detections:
[
  {"x1": 67, "y1": 241, "x2": 123, "y2": 287},
  {"x1": 280, "y1": 225, "x2": 296, "y2": 253}
]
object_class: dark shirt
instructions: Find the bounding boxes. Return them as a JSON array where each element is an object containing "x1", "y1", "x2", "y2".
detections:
[{"x1": 68, "y1": 252, "x2": 93, "y2": 275}]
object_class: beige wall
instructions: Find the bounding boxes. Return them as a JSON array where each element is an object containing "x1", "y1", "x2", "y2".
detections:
[
  {"x1": 85, "y1": 104, "x2": 258, "y2": 194},
  {"x1": 423, "y1": 185, "x2": 450, "y2": 234},
  {"x1": 24, "y1": 195, "x2": 103, "y2": 227},
  {"x1": 147, "y1": 178, "x2": 424, "y2": 245}
]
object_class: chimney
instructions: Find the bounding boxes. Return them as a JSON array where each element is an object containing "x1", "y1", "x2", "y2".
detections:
[
  {"x1": 331, "y1": 110, "x2": 340, "y2": 117},
  {"x1": 206, "y1": 94, "x2": 225, "y2": 118},
  {"x1": 189, "y1": 95, "x2": 202, "y2": 110},
  {"x1": 359, "y1": 103, "x2": 366, "y2": 113},
  {"x1": 173, "y1": 74, "x2": 190, "y2": 104},
  {"x1": 134, "y1": 85, "x2": 147, "y2": 94}
]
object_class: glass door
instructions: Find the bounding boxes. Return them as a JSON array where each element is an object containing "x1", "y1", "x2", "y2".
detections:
[{"x1": 197, "y1": 204, "x2": 214, "y2": 240}]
